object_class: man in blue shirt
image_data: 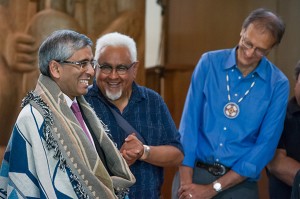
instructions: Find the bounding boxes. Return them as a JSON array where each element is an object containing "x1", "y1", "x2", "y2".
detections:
[
  {"x1": 85, "y1": 32, "x2": 184, "y2": 199},
  {"x1": 174, "y1": 8, "x2": 289, "y2": 199}
]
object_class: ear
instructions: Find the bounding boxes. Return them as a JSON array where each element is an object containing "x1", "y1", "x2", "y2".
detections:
[
  {"x1": 132, "y1": 61, "x2": 139, "y2": 79},
  {"x1": 49, "y1": 60, "x2": 61, "y2": 79}
]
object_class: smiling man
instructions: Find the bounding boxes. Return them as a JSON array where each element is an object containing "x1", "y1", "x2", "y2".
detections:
[
  {"x1": 172, "y1": 8, "x2": 289, "y2": 199},
  {"x1": 85, "y1": 32, "x2": 184, "y2": 198},
  {"x1": 0, "y1": 30, "x2": 135, "y2": 199}
]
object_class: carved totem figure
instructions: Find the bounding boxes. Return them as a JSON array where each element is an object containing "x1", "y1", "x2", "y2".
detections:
[{"x1": 0, "y1": 0, "x2": 145, "y2": 146}]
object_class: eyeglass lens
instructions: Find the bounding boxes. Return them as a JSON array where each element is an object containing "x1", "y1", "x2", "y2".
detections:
[
  {"x1": 99, "y1": 62, "x2": 134, "y2": 75},
  {"x1": 241, "y1": 37, "x2": 268, "y2": 57},
  {"x1": 58, "y1": 60, "x2": 98, "y2": 70}
]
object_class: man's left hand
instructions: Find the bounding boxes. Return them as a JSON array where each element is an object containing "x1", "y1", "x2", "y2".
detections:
[{"x1": 120, "y1": 133, "x2": 144, "y2": 166}]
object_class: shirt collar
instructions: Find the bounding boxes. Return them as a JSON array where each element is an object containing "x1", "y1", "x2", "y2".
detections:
[
  {"x1": 130, "y1": 82, "x2": 145, "y2": 102},
  {"x1": 224, "y1": 47, "x2": 237, "y2": 70},
  {"x1": 224, "y1": 46, "x2": 268, "y2": 81},
  {"x1": 63, "y1": 93, "x2": 75, "y2": 108}
]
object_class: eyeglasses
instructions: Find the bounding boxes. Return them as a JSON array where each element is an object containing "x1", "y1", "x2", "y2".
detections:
[
  {"x1": 98, "y1": 62, "x2": 136, "y2": 75},
  {"x1": 240, "y1": 36, "x2": 270, "y2": 57},
  {"x1": 56, "y1": 60, "x2": 99, "y2": 70}
]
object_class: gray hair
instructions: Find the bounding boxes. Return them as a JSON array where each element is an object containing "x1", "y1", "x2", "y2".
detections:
[
  {"x1": 38, "y1": 29, "x2": 93, "y2": 76},
  {"x1": 242, "y1": 8, "x2": 285, "y2": 46},
  {"x1": 94, "y1": 32, "x2": 137, "y2": 62}
]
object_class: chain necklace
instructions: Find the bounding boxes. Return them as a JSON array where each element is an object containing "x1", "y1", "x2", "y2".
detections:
[{"x1": 223, "y1": 71, "x2": 256, "y2": 119}]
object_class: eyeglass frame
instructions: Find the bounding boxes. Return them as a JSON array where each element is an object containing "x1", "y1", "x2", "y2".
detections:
[
  {"x1": 97, "y1": 62, "x2": 136, "y2": 75},
  {"x1": 56, "y1": 59, "x2": 99, "y2": 70},
  {"x1": 240, "y1": 35, "x2": 271, "y2": 57}
]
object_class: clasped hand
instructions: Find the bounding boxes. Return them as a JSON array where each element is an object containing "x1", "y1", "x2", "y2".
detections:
[
  {"x1": 120, "y1": 133, "x2": 144, "y2": 166},
  {"x1": 178, "y1": 183, "x2": 216, "y2": 199}
]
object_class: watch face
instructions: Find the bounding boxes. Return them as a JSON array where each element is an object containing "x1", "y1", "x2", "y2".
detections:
[
  {"x1": 214, "y1": 183, "x2": 221, "y2": 189},
  {"x1": 213, "y1": 182, "x2": 222, "y2": 192}
]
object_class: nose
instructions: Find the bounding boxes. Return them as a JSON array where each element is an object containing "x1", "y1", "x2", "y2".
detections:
[
  {"x1": 244, "y1": 47, "x2": 256, "y2": 57},
  {"x1": 86, "y1": 64, "x2": 95, "y2": 76},
  {"x1": 108, "y1": 68, "x2": 119, "y2": 79}
]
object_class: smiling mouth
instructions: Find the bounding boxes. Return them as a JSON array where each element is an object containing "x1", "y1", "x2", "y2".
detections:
[
  {"x1": 107, "y1": 82, "x2": 120, "y2": 88},
  {"x1": 79, "y1": 79, "x2": 89, "y2": 86}
]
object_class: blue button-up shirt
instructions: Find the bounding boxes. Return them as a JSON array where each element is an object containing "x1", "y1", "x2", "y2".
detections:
[
  {"x1": 85, "y1": 81, "x2": 183, "y2": 198},
  {"x1": 180, "y1": 47, "x2": 289, "y2": 180}
]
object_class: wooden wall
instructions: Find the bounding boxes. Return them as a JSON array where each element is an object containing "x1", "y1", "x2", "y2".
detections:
[{"x1": 154, "y1": 0, "x2": 300, "y2": 198}]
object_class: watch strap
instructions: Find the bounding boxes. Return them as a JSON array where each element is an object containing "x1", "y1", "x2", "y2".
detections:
[{"x1": 139, "y1": 145, "x2": 150, "y2": 160}]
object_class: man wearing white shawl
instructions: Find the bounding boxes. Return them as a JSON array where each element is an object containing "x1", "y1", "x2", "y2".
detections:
[{"x1": 0, "y1": 30, "x2": 135, "y2": 199}]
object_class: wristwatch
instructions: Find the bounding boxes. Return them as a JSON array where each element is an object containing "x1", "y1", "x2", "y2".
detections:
[
  {"x1": 139, "y1": 145, "x2": 150, "y2": 160},
  {"x1": 213, "y1": 181, "x2": 222, "y2": 192}
]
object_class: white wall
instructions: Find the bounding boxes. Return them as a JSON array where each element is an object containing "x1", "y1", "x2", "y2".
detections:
[{"x1": 145, "y1": 1, "x2": 162, "y2": 68}]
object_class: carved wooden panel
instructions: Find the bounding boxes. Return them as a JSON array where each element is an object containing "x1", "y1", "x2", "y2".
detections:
[{"x1": 0, "y1": 0, "x2": 145, "y2": 146}]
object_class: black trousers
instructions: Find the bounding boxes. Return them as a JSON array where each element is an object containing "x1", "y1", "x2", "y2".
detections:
[
  {"x1": 291, "y1": 170, "x2": 300, "y2": 199},
  {"x1": 172, "y1": 166, "x2": 259, "y2": 199}
]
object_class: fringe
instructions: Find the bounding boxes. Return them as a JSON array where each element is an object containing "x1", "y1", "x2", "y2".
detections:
[{"x1": 21, "y1": 91, "x2": 90, "y2": 199}]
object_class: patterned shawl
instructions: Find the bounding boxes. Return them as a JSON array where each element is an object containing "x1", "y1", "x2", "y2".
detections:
[{"x1": 0, "y1": 75, "x2": 135, "y2": 199}]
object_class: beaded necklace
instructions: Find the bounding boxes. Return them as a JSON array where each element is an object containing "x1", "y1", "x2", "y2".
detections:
[{"x1": 223, "y1": 71, "x2": 256, "y2": 119}]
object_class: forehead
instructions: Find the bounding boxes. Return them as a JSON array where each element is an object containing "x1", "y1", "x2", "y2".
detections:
[
  {"x1": 69, "y1": 46, "x2": 93, "y2": 59},
  {"x1": 243, "y1": 23, "x2": 276, "y2": 49},
  {"x1": 99, "y1": 46, "x2": 131, "y2": 63}
]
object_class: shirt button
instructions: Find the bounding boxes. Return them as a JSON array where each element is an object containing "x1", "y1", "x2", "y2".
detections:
[
  {"x1": 234, "y1": 93, "x2": 238, "y2": 97},
  {"x1": 223, "y1": 127, "x2": 227, "y2": 131},
  {"x1": 220, "y1": 143, "x2": 223, "y2": 147},
  {"x1": 216, "y1": 158, "x2": 219, "y2": 162},
  {"x1": 238, "y1": 76, "x2": 241, "y2": 79}
]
